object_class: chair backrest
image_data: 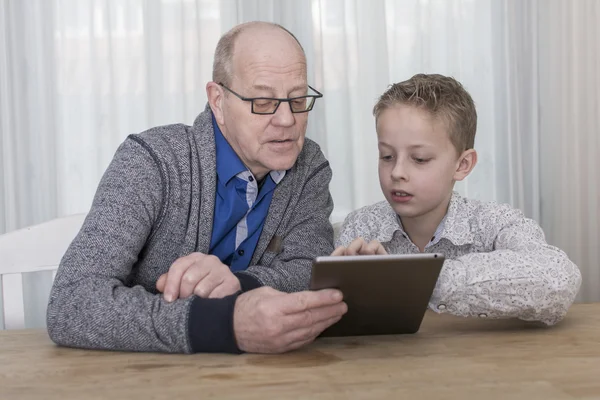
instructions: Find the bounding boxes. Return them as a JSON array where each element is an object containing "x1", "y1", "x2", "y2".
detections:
[
  {"x1": 0, "y1": 214, "x2": 86, "y2": 330},
  {"x1": 333, "y1": 221, "x2": 343, "y2": 243}
]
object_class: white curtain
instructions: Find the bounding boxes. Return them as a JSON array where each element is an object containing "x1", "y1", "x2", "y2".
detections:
[
  {"x1": 313, "y1": 0, "x2": 507, "y2": 222},
  {"x1": 1, "y1": 0, "x2": 598, "y2": 328},
  {"x1": 1, "y1": 0, "x2": 507, "y2": 229},
  {"x1": 536, "y1": 0, "x2": 600, "y2": 302}
]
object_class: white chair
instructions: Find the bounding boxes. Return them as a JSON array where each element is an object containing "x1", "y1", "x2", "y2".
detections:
[
  {"x1": 0, "y1": 214, "x2": 86, "y2": 330},
  {"x1": 333, "y1": 221, "x2": 343, "y2": 243}
]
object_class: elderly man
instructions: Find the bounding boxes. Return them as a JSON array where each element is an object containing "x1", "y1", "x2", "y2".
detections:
[{"x1": 47, "y1": 21, "x2": 347, "y2": 354}]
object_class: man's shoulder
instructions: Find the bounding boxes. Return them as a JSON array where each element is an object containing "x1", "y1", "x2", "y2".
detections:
[
  {"x1": 295, "y1": 138, "x2": 329, "y2": 173},
  {"x1": 128, "y1": 123, "x2": 193, "y2": 156},
  {"x1": 118, "y1": 107, "x2": 213, "y2": 165}
]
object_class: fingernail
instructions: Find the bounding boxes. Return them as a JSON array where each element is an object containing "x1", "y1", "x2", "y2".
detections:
[
  {"x1": 331, "y1": 291, "x2": 343, "y2": 301},
  {"x1": 165, "y1": 293, "x2": 173, "y2": 302}
]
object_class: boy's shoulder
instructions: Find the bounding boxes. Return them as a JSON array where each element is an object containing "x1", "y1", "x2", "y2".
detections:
[
  {"x1": 450, "y1": 192, "x2": 528, "y2": 226},
  {"x1": 446, "y1": 192, "x2": 539, "y2": 245},
  {"x1": 345, "y1": 194, "x2": 527, "y2": 227},
  {"x1": 338, "y1": 201, "x2": 398, "y2": 244},
  {"x1": 345, "y1": 200, "x2": 396, "y2": 224}
]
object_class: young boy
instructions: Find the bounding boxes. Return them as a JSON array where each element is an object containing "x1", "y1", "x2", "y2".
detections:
[{"x1": 333, "y1": 74, "x2": 581, "y2": 325}]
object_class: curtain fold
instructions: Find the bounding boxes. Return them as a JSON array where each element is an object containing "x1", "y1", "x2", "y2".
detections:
[
  {"x1": 1, "y1": 0, "x2": 59, "y2": 233},
  {"x1": 537, "y1": 0, "x2": 600, "y2": 302}
]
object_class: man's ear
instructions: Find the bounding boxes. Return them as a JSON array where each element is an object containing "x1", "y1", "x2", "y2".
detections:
[
  {"x1": 206, "y1": 82, "x2": 225, "y2": 125},
  {"x1": 454, "y1": 149, "x2": 477, "y2": 181}
]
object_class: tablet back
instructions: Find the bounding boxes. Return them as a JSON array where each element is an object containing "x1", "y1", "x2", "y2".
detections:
[{"x1": 310, "y1": 253, "x2": 444, "y2": 337}]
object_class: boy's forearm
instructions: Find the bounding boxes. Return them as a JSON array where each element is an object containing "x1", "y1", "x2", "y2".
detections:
[{"x1": 430, "y1": 247, "x2": 581, "y2": 325}]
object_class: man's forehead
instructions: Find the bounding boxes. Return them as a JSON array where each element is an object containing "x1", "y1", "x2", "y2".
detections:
[
  {"x1": 235, "y1": 24, "x2": 302, "y2": 51},
  {"x1": 233, "y1": 60, "x2": 307, "y2": 91},
  {"x1": 233, "y1": 27, "x2": 305, "y2": 66},
  {"x1": 250, "y1": 82, "x2": 307, "y2": 92}
]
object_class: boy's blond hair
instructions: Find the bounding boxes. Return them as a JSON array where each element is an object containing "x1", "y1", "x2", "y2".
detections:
[{"x1": 373, "y1": 74, "x2": 477, "y2": 153}]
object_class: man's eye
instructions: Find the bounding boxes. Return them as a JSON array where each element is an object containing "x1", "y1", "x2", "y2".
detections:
[
  {"x1": 291, "y1": 99, "x2": 306, "y2": 106},
  {"x1": 253, "y1": 100, "x2": 278, "y2": 112},
  {"x1": 254, "y1": 100, "x2": 275, "y2": 107}
]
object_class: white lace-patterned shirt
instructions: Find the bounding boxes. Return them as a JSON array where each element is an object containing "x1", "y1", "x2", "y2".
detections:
[{"x1": 336, "y1": 192, "x2": 581, "y2": 325}]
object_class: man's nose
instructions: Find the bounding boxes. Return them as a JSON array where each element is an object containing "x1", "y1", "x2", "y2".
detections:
[{"x1": 271, "y1": 101, "x2": 295, "y2": 127}]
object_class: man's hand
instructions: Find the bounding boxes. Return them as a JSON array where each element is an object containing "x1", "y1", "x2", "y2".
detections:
[
  {"x1": 233, "y1": 287, "x2": 348, "y2": 353},
  {"x1": 331, "y1": 237, "x2": 388, "y2": 256},
  {"x1": 156, "y1": 253, "x2": 241, "y2": 301}
]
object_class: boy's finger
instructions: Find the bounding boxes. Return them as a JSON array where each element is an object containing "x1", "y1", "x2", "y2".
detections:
[
  {"x1": 346, "y1": 238, "x2": 366, "y2": 255},
  {"x1": 367, "y1": 240, "x2": 387, "y2": 255},
  {"x1": 331, "y1": 246, "x2": 347, "y2": 256}
]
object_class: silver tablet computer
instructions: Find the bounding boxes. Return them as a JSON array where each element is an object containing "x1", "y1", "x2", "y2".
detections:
[{"x1": 310, "y1": 253, "x2": 445, "y2": 337}]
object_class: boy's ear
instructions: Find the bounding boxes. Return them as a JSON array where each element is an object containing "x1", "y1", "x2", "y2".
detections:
[{"x1": 454, "y1": 149, "x2": 477, "y2": 181}]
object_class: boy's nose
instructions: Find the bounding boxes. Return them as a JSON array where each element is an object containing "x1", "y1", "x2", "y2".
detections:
[{"x1": 391, "y1": 162, "x2": 409, "y2": 181}]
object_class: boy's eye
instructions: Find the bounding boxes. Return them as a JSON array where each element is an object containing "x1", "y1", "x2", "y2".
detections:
[
  {"x1": 413, "y1": 157, "x2": 430, "y2": 164},
  {"x1": 379, "y1": 155, "x2": 394, "y2": 161}
]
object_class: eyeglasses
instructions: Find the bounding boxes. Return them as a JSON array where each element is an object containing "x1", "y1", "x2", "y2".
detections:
[{"x1": 218, "y1": 82, "x2": 323, "y2": 115}]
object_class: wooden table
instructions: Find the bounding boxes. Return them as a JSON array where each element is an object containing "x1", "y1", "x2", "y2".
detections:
[{"x1": 1, "y1": 303, "x2": 599, "y2": 400}]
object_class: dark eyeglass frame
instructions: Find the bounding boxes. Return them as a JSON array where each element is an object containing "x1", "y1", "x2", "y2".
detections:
[{"x1": 218, "y1": 82, "x2": 323, "y2": 115}]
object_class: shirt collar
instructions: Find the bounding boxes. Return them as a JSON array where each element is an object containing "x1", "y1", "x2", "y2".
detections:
[
  {"x1": 268, "y1": 170, "x2": 286, "y2": 184},
  {"x1": 213, "y1": 115, "x2": 286, "y2": 185},
  {"x1": 375, "y1": 191, "x2": 476, "y2": 246}
]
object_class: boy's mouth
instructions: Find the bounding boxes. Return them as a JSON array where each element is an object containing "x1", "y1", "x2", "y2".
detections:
[{"x1": 390, "y1": 190, "x2": 413, "y2": 203}]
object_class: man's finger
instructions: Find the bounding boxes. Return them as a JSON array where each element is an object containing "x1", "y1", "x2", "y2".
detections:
[
  {"x1": 207, "y1": 279, "x2": 241, "y2": 299},
  {"x1": 206, "y1": 282, "x2": 228, "y2": 299},
  {"x1": 156, "y1": 274, "x2": 167, "y2": 292},
  {"x1": 282, "y1": 315, "x2": 343, "y2": 352},
  {"x1": 188, "y1": 255, "x2": 232, "y2": 298},
  {"x1": 192, "y1": 269, "x2": 226, "y2": 298},
  {"x1": 279, "y1": 289, "x2": 344, "y2": 314},
  {"x1": 179, "y1": 265, "x2": 211, "y2": 298},
  {"x1": 282, "y1": 301, "x2": 347, "y2": 332},
  {"x1": 164, "y1": 257, "x2": 196, "y2": 302}
]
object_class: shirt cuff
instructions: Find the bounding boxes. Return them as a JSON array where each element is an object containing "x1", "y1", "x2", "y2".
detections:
[
  {"x1": 234, "y1": 272, "x2": 263, "y2": 292},
  {"x1": 187, "y1": 294, "x2": 242, "y2": 354}
]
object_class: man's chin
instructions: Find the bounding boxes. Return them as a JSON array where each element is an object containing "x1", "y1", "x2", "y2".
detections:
[
  {"x1": 262, "y1": 155, "x2": 299, "y2": 172},
  {"x1": 265, "y1": 162, "x2": 294, "y2": 173}
]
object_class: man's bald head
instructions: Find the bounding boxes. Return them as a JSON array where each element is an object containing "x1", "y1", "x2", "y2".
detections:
[{"x1": 212, "y1": 21, "x2": 306, "y2": 86}]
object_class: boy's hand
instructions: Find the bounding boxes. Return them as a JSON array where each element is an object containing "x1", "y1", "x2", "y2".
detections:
[{"x1": 331, "y1": 238, "x2": 388, "y2": 256}]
